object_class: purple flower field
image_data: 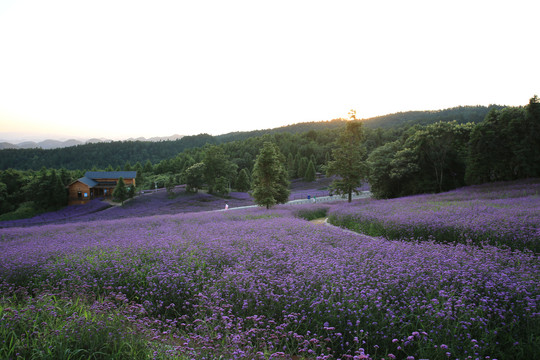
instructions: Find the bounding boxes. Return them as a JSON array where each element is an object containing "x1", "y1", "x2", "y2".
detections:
[
  {"x1": 0, "y1": 187, "x2": 255, "y2": 229},
  {"x1": 1, "y1": 186, "x2": 539, "y2": 359},
  {"x1": 328, "y1": 179, "x2": 540, "y2": 252}
]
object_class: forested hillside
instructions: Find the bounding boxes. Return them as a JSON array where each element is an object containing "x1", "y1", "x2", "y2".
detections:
[
  {"x1": 0, "y1": 105, "x2": 498, "y2": 171},
  {"x1": 0, "y1": 134, "x2": 216, "y2": 170},
  {"x1": 362, "y1": 104, "x2": 504, "y2": 129}
]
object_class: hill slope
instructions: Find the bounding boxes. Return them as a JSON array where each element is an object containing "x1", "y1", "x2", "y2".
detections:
[{"x1": 0, "y1": 105, "x2": 500, "y2": 170}]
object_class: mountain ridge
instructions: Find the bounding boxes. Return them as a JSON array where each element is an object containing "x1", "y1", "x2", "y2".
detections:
[{"x1": 0, "y1": 134, "x2": 185, "y2": 149}]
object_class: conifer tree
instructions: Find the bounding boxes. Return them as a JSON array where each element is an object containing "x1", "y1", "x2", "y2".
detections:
[
  {"x1": 326, "y1": 117, "x2": 368, "y2": 202},
  {"x1": 252, "y1": 142, "x2": 290, "y2": 209},
  {"x1": 143, "y1": 160, "x2": 153, "y2": 174},
  {"x1": 297, "y1": 157, "x2": 308, "y2": 181},
  {"x1": 286, "y1": 153, "x2": 296, "y2": 179},
  {"x1": 113, "y1": 177, "x2": 128, "y2": 205},
  {"x1": 304, "y1": 160, "x2": 316, "y2": 182},
  {"x1": 235, "y1": 168, "x2": 251, "y2": 192}
]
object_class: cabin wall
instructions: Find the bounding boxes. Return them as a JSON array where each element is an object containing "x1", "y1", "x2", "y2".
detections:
[{"x1": 68, "y1": 181, "x2": 91, "y2": 205}]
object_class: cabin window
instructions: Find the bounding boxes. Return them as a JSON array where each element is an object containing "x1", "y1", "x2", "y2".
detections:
[
  {"x1": 84, "y1": 193, "x2": 88, "y2": 198},
  {"x1": 77, "y1": 191, "x2": 82, "y2": 199}
]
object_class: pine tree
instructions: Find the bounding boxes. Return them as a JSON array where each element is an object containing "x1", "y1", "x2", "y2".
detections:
[
  {"x1": 143, "y1": 160, "x2": 153, "y2": 174},
  {"x1": 326, "y1": 120, "x2": 368, "y2": 202},
  {"x1": 297, "y1": 157, "x2": 308, "y2": 181},
  {"x1": 128, "y1": 184, "x2": 136, "y2": 199},
  {"x1": 252, "y1": 142, "x2": 290, "y2": 209},
  {"x1": 113, "y1": 177, "x2": 128, "y2": 205},
  {"x1": 235, "y1": 168, "x2": 251, "y2": 192},
  {"x1": 286, "y1": 153, "x2": 296, "y2": 179},
  {"x1": 304, "y1": 160, "x2": 316, "y2": 182}
]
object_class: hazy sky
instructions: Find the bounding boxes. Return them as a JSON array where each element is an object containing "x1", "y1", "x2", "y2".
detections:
[{"x1": 1, "y1": 0, "x2": 538, "y2": 141}]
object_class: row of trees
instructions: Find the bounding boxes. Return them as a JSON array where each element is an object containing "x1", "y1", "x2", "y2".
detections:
[
  {"x1": 368, "y1": 96, "x2": 540, "y2": 198},
  {"x1": 0, "y1": 168, "x2": 71, "y2": 220}
]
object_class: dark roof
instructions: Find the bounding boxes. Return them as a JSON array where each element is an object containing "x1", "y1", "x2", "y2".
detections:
[
  {"x1": 77, "y1": 176, "x2": 99, "y2": 187},
  {"x1": 84, "y1": 171, "x2": 137, "y2": 180},
  {"x1": 67, "y1": 176, "x2": 98, "y2": 188}
]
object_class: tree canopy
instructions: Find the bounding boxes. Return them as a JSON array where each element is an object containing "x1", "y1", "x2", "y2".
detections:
[
  {"x1": 251, "y1": 142, "x2": 290, "y2": 209},
  {"x1": 326, "y1": 120, "x2": 368, "y2": 202}
]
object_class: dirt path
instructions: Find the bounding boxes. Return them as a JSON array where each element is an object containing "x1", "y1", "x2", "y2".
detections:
[{"x1": 310, "y1": 217, "x2": 379, "y2": 240}]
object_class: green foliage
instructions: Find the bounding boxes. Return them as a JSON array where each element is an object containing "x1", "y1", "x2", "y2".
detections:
[
  {"x1": 0, "y1": 201, "x2": 38, "y2": 221},
  {"x1": 203, "y1": 145, "x2": 237, "y2": 194},
  {"x1": 235, "y1": 168, "x2": 251, "y2": 192},
  {"x1": 296, "y1": 156, "x2": 308, "y2": 180},
  {"x1": 128, "y1": 184, "x2": 136, "y2": 199},
  {"x1": 0, "y1": 296, "x2": 151, "y2": 360},
  {"x1": 326, "y1": 121, "x2": 368, "y2": 202},
  {"x1": 368, "y1": 121, "x2": 473, "y2": 198},
  {"x1": 164, "y1": 175, "x2": 176, "y2": 198},
  {"x1": 112, "y1": 177, "x2": 128, "y2": 205},
  {"x1": 213, "y1": 176, "x2": 230, "y2": 196},
  {"x1": 251, "y1": 142, "x2": 290, "y2": 209},
  {"x1": 466, "y1": 96, "x2": 540, "y2": 184},
  {"x1": 367, "y1": 140, "x2": 402, "y2": 198},
  {"x1": 143, "y1": 160, "x2": 153, "y2": 173},
  {"x1": 304, "y1": 160, "x2": 316, "y2": 182},
  {"x1": 0, "y1": 134, "x2": 216, "y2": 170},
  {"x1": 184, "y1": 162, "x2": 205, "y2": 193},
  {"x1": 286, "y1": 153, "x2": 296, "y2": 179},
  {"x1": 295, "y1": 206, "x2": 328, "y2": 221}
]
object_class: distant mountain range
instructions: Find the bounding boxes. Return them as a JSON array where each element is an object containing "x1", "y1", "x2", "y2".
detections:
[{"x1": 0, "y1": 134, "x2": 185, "y2": 150}]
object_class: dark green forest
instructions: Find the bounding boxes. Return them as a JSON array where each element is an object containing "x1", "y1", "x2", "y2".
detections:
[
  {"x1": 0, "y1": 105, "x2": 501, "y2": 171},
  {"x1": 1, "y1": 99, "x2": 538, "y2": 220}
]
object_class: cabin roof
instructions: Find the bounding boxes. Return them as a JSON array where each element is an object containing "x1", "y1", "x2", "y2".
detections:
[
  {"x1": 75, "y1": 176, "x2": 98, "y2": 187},
  {"x1": 84, "y1": 171, "x2": 137, "y2": 180}
]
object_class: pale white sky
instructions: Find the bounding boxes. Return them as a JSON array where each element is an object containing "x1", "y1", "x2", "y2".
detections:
[{"x1": 0, "y1": 0, "x2": 538, "y2": 141}]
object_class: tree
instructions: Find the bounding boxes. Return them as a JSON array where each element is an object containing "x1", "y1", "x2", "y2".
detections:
[
  {"x1": 304, "y1": 160, "x2": 316, "y2": 182},
  {"x1": 113, "y1": 177, "x2": 128, "y2": 205},
  {"x1": 326, "y1": 121, "x2": 367, "y2": 202},
  {"x1": 286, "y1": 153, "x2": 296, "y2": 179},
  {"x1": 50, "y1": 169, "x2": 68, "y2": 208},
  {"x1": 409, "y1": 121, "x2": 472, "y2": 192},
  {"x1": 0, "y1": 181, "x2": 9, "y2": 213},
  {"x1": 296, "y1": 157, "x2": 308, "y2": 180},
  {"x1": 203, "y1": 145, "x2": 237, "y2": 194},
  {"x1": 367, "y1": 140, "x2": 402, "y2": 198},
  {"x1": 235, "y1": 168, "x2": 251, "y2": 192},
  {"x1": 213, "y1": 176, "x2": 230, "y2": 196},
  {"x1": 143, "y1": 160, "x2": 153, "y2": 174},
  {"x1": 135, "y1": 171, "x2": 144, "y2": 192},
  {"x1": 184, "y1": 162, "x2": 205, "y2": 193},
  {"x1": 251, "y1": 142, "x2": 290, "y2": 209},
  {"x1": 466, "y1": 108, "x2": 522, "y2": 184},
  {"x1": 128, "y1": 184, "x2": 136, "y2": 199},
  {"x1": 166, "y1": 175, "x2": 175, "y2": 197}
]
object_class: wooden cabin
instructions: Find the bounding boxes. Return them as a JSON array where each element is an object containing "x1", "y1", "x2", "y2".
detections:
[{"x1": 68, "y1": 171, "x2": 137, "y2": 205}]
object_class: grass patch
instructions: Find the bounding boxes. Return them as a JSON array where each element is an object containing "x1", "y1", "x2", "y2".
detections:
[
  {"x1": 0, "y1": 296, "x2": 151, "y2": 360},
  {"x1": 294, "y1": 206, "x2": 329, "y2": 221}
]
